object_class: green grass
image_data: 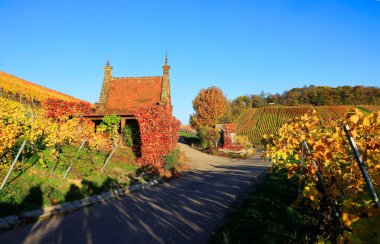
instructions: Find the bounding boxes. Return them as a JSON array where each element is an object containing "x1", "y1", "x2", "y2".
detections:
[
  {"x1": 0, "y1": 145, "x2": 142, "y2": 217},
  {"x1": 179, "y1": 130, "x2": 197, "y2": 138},
  {"x1": 179, "y1": 131, "x2": 200, "y2": 146},
  {"x1": 357, "y1": 106, "x2": 372, "y2": 114},
  {"x1": 210, "y1": 170, "x2": 321, "y2": 244}
]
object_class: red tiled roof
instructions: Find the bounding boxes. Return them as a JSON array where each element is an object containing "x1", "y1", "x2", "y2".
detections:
[{"x1": 104, "y1": 76, "x2": 163, "y2": 115}]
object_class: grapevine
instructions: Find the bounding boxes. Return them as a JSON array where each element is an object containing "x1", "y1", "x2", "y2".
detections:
[{"x1": 265, "y1": 109, "x2": 380, "y2": 242}]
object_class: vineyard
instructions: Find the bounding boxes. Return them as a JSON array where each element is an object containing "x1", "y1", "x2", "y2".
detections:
[
  {"x1": 0, "y1": 99, "x2": 181, "y2": 216},
  {"x1": 0, "y1": 71, "x2": 84, "y2": 104},
  {"x1": 314, "y1": 106, "x2": 352, "y2": 121},
  {"x1": 0, "y1": 96, "x2": 132, "y2": 215},
  {"x1": 362, "y1": 105, "x2": 380, "y2": 113},
  {"x1": 265, "y1": 109, "x2": 380, "y2": 242},
  {"x1": 236, "y1": 105, "x2": 378, "y2": 145},
  {"x1": 0, "y1": 68, "x2": 183, "y2": 217}
]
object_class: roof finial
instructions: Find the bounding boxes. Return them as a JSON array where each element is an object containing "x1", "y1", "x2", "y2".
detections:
[
  {"x1": 165, "y1": 51, "x2": 168, "y2": 65},
  {"x1": 106, "y1": 55, "x2": 110, "y2": 66}
]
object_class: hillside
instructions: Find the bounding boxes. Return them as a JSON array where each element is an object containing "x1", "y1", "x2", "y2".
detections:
[
  {"x1": 0, "y1": 71, "x2": 86, "y2": 104},
  {"x1": 236, "y1": 105, "x2": 380, "y2": 144}
]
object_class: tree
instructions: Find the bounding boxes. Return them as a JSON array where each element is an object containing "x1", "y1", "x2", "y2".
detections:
[
  {"x1": 197, "y1": 126, "x2": 220, "y2": 150},
  {"x1": 231, "y1": 96, "x2": 252, "y2": 119},
  {"x1": 190, "y1": 86, "x2": 230, "y2": 129},
  {"x1": 266, "y1": 93, "x2": 282, "y2": 105},
  {"x1": 251, "y1": 95, "x2": 267, "y2": 108}
]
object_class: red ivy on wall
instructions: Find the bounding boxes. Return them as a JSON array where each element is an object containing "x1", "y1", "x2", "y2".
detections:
[
  {"x1": 42, "y1": 98, "x2": 92, "y2": 120},
  {"x1": 220, "y1": 123, "x2": 245, "y2": 151},
  {"x1": 135, "y1": 105, "x2": 180, "y2": 169}
]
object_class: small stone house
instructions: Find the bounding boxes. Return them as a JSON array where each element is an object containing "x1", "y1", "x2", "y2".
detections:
[
  {"x1": 85, "y1": 55, "x2": 172, "y2": 130},
  {"x1": 216, "y1": 123, "x2": 237, "y2": 147}
]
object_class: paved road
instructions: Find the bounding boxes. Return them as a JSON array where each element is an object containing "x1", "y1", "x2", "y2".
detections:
[{"x1": 0, "y1": 144, "x2": 270, "y2": 244}]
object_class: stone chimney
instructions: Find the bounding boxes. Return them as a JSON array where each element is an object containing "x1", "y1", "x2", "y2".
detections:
[
  {"x1": 95, "y1": 59, "x2": 113, "y2": 113},
  {"x1": 160, "y1": 52, "x2": 172, "y2": 112}
]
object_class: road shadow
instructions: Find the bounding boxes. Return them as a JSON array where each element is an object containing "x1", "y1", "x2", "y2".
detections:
[
  {"x1": 0, "y1": 185, "x2": 43, "y2": 218},
  {"x1": 0, "y1": 158, "x2": 270, "y2": 243}
]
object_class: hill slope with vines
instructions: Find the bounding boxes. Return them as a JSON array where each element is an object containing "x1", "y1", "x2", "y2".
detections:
[
  {"x1": 236, "y1": 105, "x2": 380, "y2": 144},
  {"x1": 0, "y1": 71, "x2": 86, "y2": 104}
]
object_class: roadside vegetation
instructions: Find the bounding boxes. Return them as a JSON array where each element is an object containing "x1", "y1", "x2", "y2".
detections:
[
  {"x1": 210, "y1": 170, "x2": 321, "y2": 243},
  {"x1": 0, "y1": 96, "x2": 183, "y2": 218},
  {"x1": 264, "y1": 109, "x2": 380, "y2": 242},
  {"x1": 188, "y1": 86, "x2": 254, "y2": 159},
  {"x1": 0, "y1": 145, "x2": 138, "y2": 217},
  {"x1": 212, "y1": 109, "x2": 380, "y2": 243}
]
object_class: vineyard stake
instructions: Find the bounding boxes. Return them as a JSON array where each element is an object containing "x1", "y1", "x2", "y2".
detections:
[
  {"x1": 63, "y1": 140, "x2": 86, "y2": 179},
  {"x1": 1, "y1": 140, "x2": 27, "y2": 190},
  {"x1": 298, "y1": 142, "x2": 306, "y2": 194},
  {"x1": 50, "y1": 144, "x2": 59, "y2": 174},
  {"x1": 1, "y1": 108, "x2": 35, "y2": 190},
  {"x1": 343, "y1": 125, "x2": 380, "y2": 208},
  {"x1": 101, "y1": 143, "x2": 118, "y2": 172},
  {"x1": 301, "y1": 140, "x2": 344, "y2": 230}
]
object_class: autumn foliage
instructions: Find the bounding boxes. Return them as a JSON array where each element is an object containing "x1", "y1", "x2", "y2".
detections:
[
  {"x1": 42, "y1": 98, "x2": 91, "y2": 120},
  {"x1": 190, "y1": 86, "x2": 230, "y2": 129},
  {"x1": 265, "y1": 109, "x2": 380, "y2": 242},
  {"x1": 135, "y1": 105, "x2": 180, "y2": 170},
  {"x1": 236, "y1": 105, "x2": 365, "y2": 144},
  {"x1": 0, "y1": 97, "x2": 114, "y2": 167},
  {"x1": 219, "y1": 124, "x2": 244, "y2": 151},
  {"x1": 0, "y1": 71, "x2": 84, "y2": 103}
]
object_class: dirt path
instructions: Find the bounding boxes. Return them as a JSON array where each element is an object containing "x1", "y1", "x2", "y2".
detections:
[{"x1": 0, "y1": 144, "x2": 270, "y2": 244}]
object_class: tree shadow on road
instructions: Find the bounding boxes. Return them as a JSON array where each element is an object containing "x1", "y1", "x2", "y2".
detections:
[
  {"x1": 0, "y1": 185, "x2": 43, "y2": 218},
  {"x1": 0, "y1": 161, "x2": 270, "y2": 243}
]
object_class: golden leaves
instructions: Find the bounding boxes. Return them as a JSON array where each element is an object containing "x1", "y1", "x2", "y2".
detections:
[
  {"x1": 303, "y1": 185, "x2": 321, "y2": 203},
  {"x1": 362, "y1": 116, "x2": 371, "y2": 127},
  {"x1": 342, "y1": 212, "x2": 360, "y2": 227},
  {"x1": 349, "y1": 115, "x2": 360, "y2": 124},
  {"x1": 0, "y1": 97, "x2": 114, "y2": 166},
  {"x1": 265, "y1": 105, "x2": 380, "y2": 237}
]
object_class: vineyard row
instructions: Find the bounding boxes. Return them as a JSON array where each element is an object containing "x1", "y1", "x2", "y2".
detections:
[{"x1": 236, "y1": 105, "x2": 379, "y2": 143}]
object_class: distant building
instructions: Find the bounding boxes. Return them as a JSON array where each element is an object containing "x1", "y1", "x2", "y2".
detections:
[
  {"x1": 216, "y1": 123, "x2": 237, "y2": 146},
  {"x1": 85, "y1": 55, "x2": 172, "y2": 130}
]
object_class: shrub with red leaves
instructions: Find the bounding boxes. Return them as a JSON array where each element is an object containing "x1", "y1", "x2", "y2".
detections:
[
  {"x1": 42, "y1": 98, "x2": 91, "y2": 120},
  {"x1": 135, "y1": 105, "x2": 181, "y2": 170}
]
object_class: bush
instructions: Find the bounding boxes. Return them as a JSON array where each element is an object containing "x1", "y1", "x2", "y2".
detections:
[
  {"x1": 42, "y1": 98, "x2": 91, "y2": 121},
  {"x1": 236, "y1": 135, "x2": 252, "y2": 149},
  {"x1": 163, "y1": 148, "x2": 181, "y2": 171},
  {"x1": 122, "y1": 123, "x2": 140, "y2": 147},
  {"x1": 178, "y1": 131, "x2": 200, "y2": 146},
  {"x1": 197, "y1": 126, "x2": 220, "y2": 150},
  {"x1": 135, "y1": 105, "x2": 181, "y2": 171},
  {"x1": 98, "y1": 114, "x2": 120, "y2": 142}
]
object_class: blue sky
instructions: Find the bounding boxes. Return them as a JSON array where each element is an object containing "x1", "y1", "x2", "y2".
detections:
[{"x1": 1, "y1": 0, "x2": 380, "y2": 124}]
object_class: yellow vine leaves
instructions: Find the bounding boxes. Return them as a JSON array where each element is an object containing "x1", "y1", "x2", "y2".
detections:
[{"x1": 265, "y1": 108, "x2": 380, "y2": 238}]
